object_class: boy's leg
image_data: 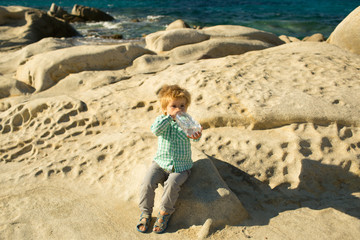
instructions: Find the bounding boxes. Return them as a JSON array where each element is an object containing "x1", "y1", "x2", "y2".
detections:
[
  {"x1": 160, "y1": 169, "x2": 191, "y2": 214},
  {"x1": 139, "y1": 162, "x2": 167, "y2": 215}
]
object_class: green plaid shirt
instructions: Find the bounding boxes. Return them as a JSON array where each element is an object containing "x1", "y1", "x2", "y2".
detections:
[{"x1": 151, "y1": 114, "x2": 200, "y2": 173}]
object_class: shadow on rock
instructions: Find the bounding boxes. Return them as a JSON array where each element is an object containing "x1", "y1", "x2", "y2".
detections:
[
  {"x1": 165, "y1": 157, "x2": 248, "y2": 237},
  {"x1": 210, "y1": 156, "x2": 360, "y2": 227}
]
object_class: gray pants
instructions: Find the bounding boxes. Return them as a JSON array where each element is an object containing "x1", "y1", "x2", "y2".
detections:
[{"x1": 139, "y1": 161, "x2": 191, "y2": 215}]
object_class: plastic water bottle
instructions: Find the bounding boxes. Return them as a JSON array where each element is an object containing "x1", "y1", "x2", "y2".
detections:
[{"x1": 175, "y1": 112, "x2": 201, "y2": 136}]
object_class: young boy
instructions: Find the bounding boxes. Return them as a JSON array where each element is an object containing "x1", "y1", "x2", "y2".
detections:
[{"x1": 137, "y1": 84, "x2": 202, "y2": 234}]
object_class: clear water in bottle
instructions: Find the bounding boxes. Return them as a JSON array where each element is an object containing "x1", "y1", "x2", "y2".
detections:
[{"x1": 175, "y1": 112, "x2": 201, "y2": 136}]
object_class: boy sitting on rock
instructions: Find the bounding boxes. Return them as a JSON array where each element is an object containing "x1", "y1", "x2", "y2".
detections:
[{"x1": 137, "y1": 84, "x2": 202, "y2": 234}]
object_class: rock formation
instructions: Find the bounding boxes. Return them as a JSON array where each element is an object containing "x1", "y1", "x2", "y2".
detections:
[
  {"x1": 0, "y1": 6, "x2": 79, "y2": 50},
  {"x1": 71, "y1": 4, "x2": 115, "y2": 22},
  {"x1": 15, "y1": 43, "x2": 153, "y2": 91},
  {"x1": 48, "y1": 3, "x2": 115, "y2": 23},
  {"x1": 327, "y1": 6, "x2": 360, "y2": 54},
  {"x1": 47, "y1": 3, "x2": 85, "y2": 23},
  {"x1": 166, "y1": 19, "x2": 191, "y2": 30},
  {"x1": 146, "y1": 25, "x2": 284, "y2": 53},
  {"x1": 302, "y1": 33, "x2": 325, "y2": 42}
]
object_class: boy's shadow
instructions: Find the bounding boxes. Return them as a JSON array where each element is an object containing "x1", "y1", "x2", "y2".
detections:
[{"x1": 210, "y1": 156, "x2": 360, "y2": 226}]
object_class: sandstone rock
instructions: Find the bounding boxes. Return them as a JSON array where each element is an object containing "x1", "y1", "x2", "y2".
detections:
[
  {"x1": 25, "y1": 9, "x2": 79, "y2": 40},
  {"x1": 166, "y1": 19, "x2": 191, "y2": 31},
  {"x1": 289, "y1": 36, "x2": 301, "y2": 42},
  {"x1": 146, "y1": 25, "x2": 284, "y2": 57},
  {"x1": 327, "y1": 6, "x2": 360, "y2": 54},
  {"x1": 0, "y1": 76, "x2": 34, "y2": 99},
  {"x1": 145, "y1": 28, "x2": 210, "y2": 52},
  {"x1": 0, "y1": 95, "x2": 87, "y2": 135},
  {"x1": 129, "y1": 54, "x2": 170, "y2": 74},
  {"x1": 0, "y1": 38, "x2": 74, "y2": 76},
  {"x1": 279, "y1": 35, "x2": 301, "y2": 43},
  {"x1": 0, "y1": 6, "x2": 79, "y2": 50},
  {"x1": 0, "y1": 6, "x2": 29, "y2": 25},
  {"x1": 0, "y1": 6, "x2": 35, "y2": 49},
  {"x1": 48, "y1": 3, "x2": 86, "y2": 23},
  {"x1": 303, "y1": 33, "x2": 325, "y2": 42},
  {"x1": 71, "y1": 4, "x2": 114, "y2": 22},
  {"x1": 130, "y1": 37, "x2": 274, "y2": 74},
  {"x1": 279, "y1": 35, "x2": 291, "y2": 43},
  {"x1": 100, "y1": 34, "x2": 123, "y2": 40},
  {"x1": 138, "y1": 41, "x2": 360, "y2": 132},
  {"x1": 48, "y1": 3, "x2": 115, "y2": 23},
  {"x1": 48, "y1": 3, "x2": 67, "y2": 19},
  {"x1": 173, "y1": 150, "x2": 248, "y2": 232},
  {"x1": 0, "y1": 38, "x2": 74, "y2": 99},
  {"x1": 200, "y1": 25, "x2": 285, "y2": 46},
  {"x1": 16, "y1": 43, "x2": 153, "y2": 91},
  {"x1": 169, "y1": 38, "x2": 273, "y2": 63}
]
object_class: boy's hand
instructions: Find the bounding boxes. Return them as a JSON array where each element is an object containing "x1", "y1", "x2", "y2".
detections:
[{"x1": 187, "y1": 129, "x2": 202, "y2": 140}]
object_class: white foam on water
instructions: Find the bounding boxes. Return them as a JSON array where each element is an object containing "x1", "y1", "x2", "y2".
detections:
[{"x1": 147, "y1": 15, "x2": 164, "y2": 21}]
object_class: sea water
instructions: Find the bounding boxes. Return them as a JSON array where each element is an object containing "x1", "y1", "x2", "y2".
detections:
[{"x1": 1, "y1": 0, "x2": 358, "y2": 40}]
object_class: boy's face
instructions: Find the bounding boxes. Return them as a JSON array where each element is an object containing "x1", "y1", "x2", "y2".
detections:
[{"x1": 164, "y1": 97, "x2": 187, "y2": 118}]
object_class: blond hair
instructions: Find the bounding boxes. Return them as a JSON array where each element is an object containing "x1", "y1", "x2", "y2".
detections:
[{"x1": 158, "y1": 84, "x2": 191, "y2": 112}]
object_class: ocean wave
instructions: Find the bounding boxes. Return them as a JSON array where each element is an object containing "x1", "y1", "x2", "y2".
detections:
[
  {"x1": 147, "y1": 15, "x2": 164, "y2": 21},
  {"x1": 103, "y1": 21, "x2": 123, "y2": 29}
]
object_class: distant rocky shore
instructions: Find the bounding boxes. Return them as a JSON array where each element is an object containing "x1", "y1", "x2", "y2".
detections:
[
  {"x1": 0, "y1": 4, "x2": 119, "y2": 50},
  {"x1": 1, "y1": 4, "x2": 359, "y2": 52},
  {"x1": 47, "y1": 3, "x2": 114, "y2": 23}
]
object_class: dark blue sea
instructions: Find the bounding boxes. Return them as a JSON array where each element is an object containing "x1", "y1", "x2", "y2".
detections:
[{"x1": 1, "y1": 0, "x2": 359, "y2": 40}]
